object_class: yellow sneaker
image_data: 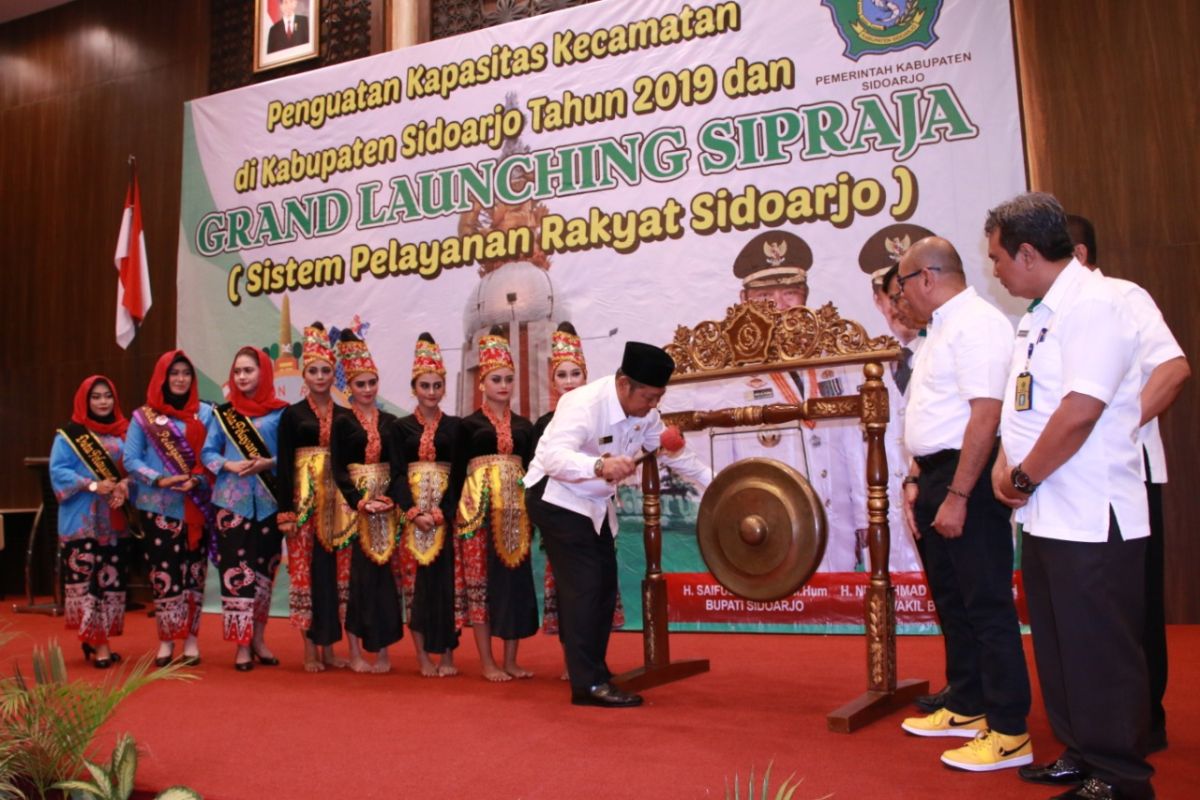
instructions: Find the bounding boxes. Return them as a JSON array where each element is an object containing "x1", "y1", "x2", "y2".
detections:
[
  {"x1": 941, "y1": 729, "x2": 1034, "y2": 772},
  {"x1": 900, "y1": 707, "x2": 987, "y2": 738}
]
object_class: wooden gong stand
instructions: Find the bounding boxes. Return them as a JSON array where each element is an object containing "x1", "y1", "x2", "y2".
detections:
[{"x1": 610, "y1": 301, "x2": 927, "y2": 732}]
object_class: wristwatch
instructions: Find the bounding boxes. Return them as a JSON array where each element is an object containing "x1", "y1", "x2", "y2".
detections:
[
  {"x1": 1010, "y1": 464, "x2": 1039, "y2": 495},
  {"x1": 87, "y1": 480, "x2": 99, "y2": 492},
  {"x1": 593, "y1": 457, "x2": 605, "y2": 478}
]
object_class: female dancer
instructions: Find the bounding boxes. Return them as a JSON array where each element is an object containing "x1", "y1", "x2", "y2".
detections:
[
  {"x1": 124, "y1": 350, "x2": 214, "y2": 667},
  {"x1": 531, "y1": 324, "x2": 623, "y2": 675},
  {"x1": 456, "y1": 327, "x2": 538, "y2": 681},
  {"x1": 396, "y1": 333, "x2": 463, "y2": 677},
  {"x1": 276, "y1": 323, "x2": 352, "y2": 672},
  {"x1": 202, "y1": 346, "x2": 288, "y2": 671},
  {"x1": 331, "y1": 330, "x2": 406, "y2": 673},
  {"x1": 50, "y1": 375, "x2": 133, "y2": 668}
]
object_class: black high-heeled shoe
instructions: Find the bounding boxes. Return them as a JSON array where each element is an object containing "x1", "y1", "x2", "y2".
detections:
[
  {"x1": 251, "y1": 648, "x2": 280, "y2": 667},
  {"x1": 82, "y1": 642, "x2": 95, "y2": 662},
  {"x1": 180, "y1": 654, "x2": 202, "y2": 667},
  {"x1": 92, "y1": 651, "x2": 121, "y2": 670},
  {"x1": 234, "y1": 658, "x2": 254, "y2": 672}
]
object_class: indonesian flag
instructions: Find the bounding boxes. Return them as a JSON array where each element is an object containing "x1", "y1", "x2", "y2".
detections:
[{"x1": 114, "y1": 173, "x2": 151, "y2": 349}]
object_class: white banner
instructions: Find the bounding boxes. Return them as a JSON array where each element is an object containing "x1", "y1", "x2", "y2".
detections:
[{"x1": 179, "y1": 0, "x2": 1025, "y2": 631}]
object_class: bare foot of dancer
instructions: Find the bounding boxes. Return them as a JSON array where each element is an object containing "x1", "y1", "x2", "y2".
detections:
[
  {"x1": 482, "y1": 663, "x2": 513, "y2": 682},
  {"x1": 303, "y1": 637, "x2": 325, "y2": 673},
  {"x1": 437, "y1": 652, "x2": 459, "y2": 677},
  {"x1": 473, "y1": 624, "x2": 510, "y2": 682},
  {"x1": 417, "y1": 654, "x2": 439, "y2": 677},
  {"x1": 371, "y1": 648, "x2": 392, "y2": 674},
  {"x1": 322, "y1": 646, "x2": 348, "y2": 669},
  {"x1": 348, "y1": 636, "x2": 372, "y2": 673},
  {"x1": 505, "y1": 662, "x2": 534, "y2": 679},
  {"x1": 412, "y1": 631, "x2": 439, "y2": 677},
  {"x1": 503, "y1": 639, "x2": 533, "y2": 678}
]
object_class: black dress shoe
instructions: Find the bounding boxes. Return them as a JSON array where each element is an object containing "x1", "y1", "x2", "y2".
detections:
[
  {"x1": 571, "y1": 682, "x2": 644, "y2": 708},
  {"x1": 235, "y1": 659, "x2": 254, "y2": 672},
  {"x1": 180, "y1": 654, "x2": 201, "y2": 667},
  {"x1": 251, "y1": 648, "x2": 280, "y2": 666},
  {"x1": 1050, "y1": 777, "x2": 1131, "y2": 800},
  {"x1": 913, "y1": 685, "x2": 951, "y2": 713},
  {"x1": 154, "y1": 655, "x2": 173, "y2": 668},
  {"x1": 1019, "y1": 757, "x2": 1086, "y2": 786}
]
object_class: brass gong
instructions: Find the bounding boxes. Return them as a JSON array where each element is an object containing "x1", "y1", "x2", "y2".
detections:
[{"x1": 696, "y1": 457, "x2": 827, "y2": 601}]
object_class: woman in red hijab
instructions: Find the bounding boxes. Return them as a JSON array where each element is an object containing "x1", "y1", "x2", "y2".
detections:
[
  {"x1": 50, "y1": 376, "x2": 134, "y2": 667},
  {"x1": 123, "y1": 350, "x2": 216, "y2": 667},
  {"x1": 202, "y1": 346, "x2": 288, "y2": 670}
]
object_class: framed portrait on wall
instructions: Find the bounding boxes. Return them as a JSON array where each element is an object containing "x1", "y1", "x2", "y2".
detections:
[{"x1": 254, "y1": 0, "x2": 320, "y2": 72}]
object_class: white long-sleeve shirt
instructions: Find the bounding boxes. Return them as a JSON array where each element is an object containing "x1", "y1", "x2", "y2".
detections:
[{"x1": 526, "y1": 375, "x2": 712, "y2": 533}]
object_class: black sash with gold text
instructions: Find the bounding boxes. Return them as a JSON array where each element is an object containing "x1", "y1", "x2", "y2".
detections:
[
  {"x1": 57, "y1": 424, "x2": 140, "y2": 534},
  {"x1": 215, "y1": 403, "x2": 279, "y2": 502}
]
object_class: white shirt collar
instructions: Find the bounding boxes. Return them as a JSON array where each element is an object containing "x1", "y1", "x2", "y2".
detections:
[{"x1": 928, "y1": 285, "x2": 976, "y2": 330}]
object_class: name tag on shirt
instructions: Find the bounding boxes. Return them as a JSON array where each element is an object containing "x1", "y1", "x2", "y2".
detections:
[
  {"x1": 1014, "y1": 372, "x2": 1033, "y2": 411},
  {"x1": 599, "y1": 435, "x2": 613, "y2": 445}
]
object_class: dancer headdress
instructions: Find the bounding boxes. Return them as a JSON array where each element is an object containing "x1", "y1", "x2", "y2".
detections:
[
  {"x1": 302, "y1": 321, "x2": 335, "y2": 368},
  {"x1": 336, "y1": 329, "x2": 377, "y2": 380},
  {"x1": 549, "y1": 321, "x2": 585, "y2": 376},
  {"x1": 478, "y1": 326, "x2": 514, "y2": 378},
  {"x1": 412, "y1": 332, "x2": 446, "y2": 379}
]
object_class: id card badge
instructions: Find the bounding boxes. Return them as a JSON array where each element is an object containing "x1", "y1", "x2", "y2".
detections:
[{"x1": 1014, "y1": 372, "x2": 1033, "y2": 411}]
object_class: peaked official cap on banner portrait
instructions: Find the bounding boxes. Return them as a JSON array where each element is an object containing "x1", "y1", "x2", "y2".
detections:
[
  {"x1": 732, "y1": 231, "x2": 813, "y2": 289},
  {"x1": 859, "y1": 223, "x2": 937, "y2": 286}
]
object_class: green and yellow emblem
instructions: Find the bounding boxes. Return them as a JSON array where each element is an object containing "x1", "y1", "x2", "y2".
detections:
[{"x1": 822, "y1": 0, "x2": 944, "y2": 61}]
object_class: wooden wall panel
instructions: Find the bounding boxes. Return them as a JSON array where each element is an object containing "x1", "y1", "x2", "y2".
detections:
[
  {"x1": 0, "y1": 0, "x2": 209, "y2": 515},
  {"x1": 1014, "y1": 0, "x2": 1200, "y2": 622}
]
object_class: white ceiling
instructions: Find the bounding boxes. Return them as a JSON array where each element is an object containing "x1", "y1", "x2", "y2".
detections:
[{"x1": 0, "y1": 0, "x2": 76, "y2": 26}]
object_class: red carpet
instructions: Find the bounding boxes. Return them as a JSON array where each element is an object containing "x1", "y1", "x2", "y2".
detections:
[{"x1": 2, "y1": 602, "x2": 1196, "y2": 799}]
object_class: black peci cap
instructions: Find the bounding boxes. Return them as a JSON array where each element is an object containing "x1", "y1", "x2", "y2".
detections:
[{"x1": 621, "y1": 341, "x2": 675, "y2": 388}]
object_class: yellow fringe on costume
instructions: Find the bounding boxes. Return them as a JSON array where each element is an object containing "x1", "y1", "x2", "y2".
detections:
[
  {"x1": 403, "y1": 461, "x2": 450, "y2": 566},
  {"x1": 332, "y1": 462, "x2": 398, "y2": 565},
  {"x1": 456, "y1": 454, "x2": 531, "y2": 569},
  {"x1": 295, "y1": 447, "x2": 343, "y2": 551}
]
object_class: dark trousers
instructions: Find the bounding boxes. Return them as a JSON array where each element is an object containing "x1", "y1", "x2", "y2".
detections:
[
  {"x1": 1023, "y1": 514, "x2": 1154, "y2": 799},
  {"x1": 526, "y1": 479, "x2": 617, "y2": 695},
  {"x1": 914, "y1": 446, "x2": 1030, "y2": 735},
  {"x1": 1143, "y1": 476, "x2": 1167, "y2": 743}
]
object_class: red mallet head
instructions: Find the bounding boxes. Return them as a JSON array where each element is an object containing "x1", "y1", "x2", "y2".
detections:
[{"x1": 660, "y1": 425, "x2": 685, "y2": 453}]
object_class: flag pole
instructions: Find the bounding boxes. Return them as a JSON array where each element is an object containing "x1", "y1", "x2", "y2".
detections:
[{"x1": 127, "y1": 154, "x2": 143, "y2": 398}]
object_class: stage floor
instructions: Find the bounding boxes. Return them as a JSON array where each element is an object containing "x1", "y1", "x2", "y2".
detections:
[{"x1": 2, "y1": 602, "x2": 1196, "y2": 799}]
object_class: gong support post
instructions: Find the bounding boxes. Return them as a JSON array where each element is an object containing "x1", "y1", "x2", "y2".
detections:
[
  {"x1": 612, "y1": 450, "x2": 709, "y2": 692},
  {"x1": 827, "y1": 362, "x2": 927, "y2": 732}
]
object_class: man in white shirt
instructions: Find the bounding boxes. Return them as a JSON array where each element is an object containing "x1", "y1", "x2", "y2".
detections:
[
  {"x1": 526, "y1": 342, "x2": 711, "y2": 708},
  {"x1": 1067, "y1": 214, "x2": 1190, "y2": 755},
  {"x1": 894, "y1": 237, "x2": 1032, "y2": 774},
  {"x1": 989, "y1": 193, "x2": 1154, "y2": 800}
]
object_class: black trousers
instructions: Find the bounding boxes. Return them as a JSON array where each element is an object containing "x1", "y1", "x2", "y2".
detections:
[
  {"x1": 1023, "y1": 514, "x2": 1153, "y2": 799},
  {"x1": 526, "y1": 479, "x2": 617, "y2": 695},
  {"x1": 914, "y1": 446, "x2": 1030, "y2": 735},
  {"x1": 1143, "y1": 475, "x2": 1167, "y2": 743}
]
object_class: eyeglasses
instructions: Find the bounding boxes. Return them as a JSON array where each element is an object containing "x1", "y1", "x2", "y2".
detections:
[{"x1": 895, "y1": 266, "x2": 941, "y2": 291}]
